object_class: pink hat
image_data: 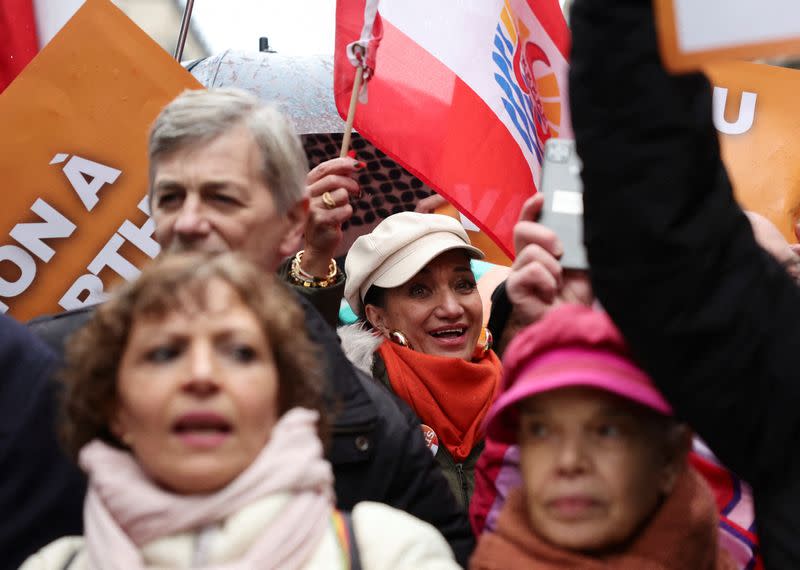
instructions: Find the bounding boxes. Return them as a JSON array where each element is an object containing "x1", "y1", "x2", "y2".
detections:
[{"x1": 485, "y1": 304, "x2": 672, "y2": 444}]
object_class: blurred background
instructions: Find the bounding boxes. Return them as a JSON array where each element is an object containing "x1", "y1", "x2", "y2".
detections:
[{"x1": 37, "y1": 0, "x2": 574, "y2": 60}]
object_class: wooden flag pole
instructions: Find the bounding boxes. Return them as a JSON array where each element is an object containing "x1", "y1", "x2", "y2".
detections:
[{"x1": 339, "y1": 64, "x2": 365, "y2": 158}]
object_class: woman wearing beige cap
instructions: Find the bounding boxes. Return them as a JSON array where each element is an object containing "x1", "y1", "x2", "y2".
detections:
[{"x1": 341, "y1": 212, "x2": 502, "y2": 508}]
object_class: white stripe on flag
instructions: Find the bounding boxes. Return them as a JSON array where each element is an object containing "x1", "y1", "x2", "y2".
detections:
[
  {"x1": 347, "y1": 0, "x2": 380, "y2": 68},
  {"x1": 379, "y1": 0, "x2": 570, "y2": 184}
]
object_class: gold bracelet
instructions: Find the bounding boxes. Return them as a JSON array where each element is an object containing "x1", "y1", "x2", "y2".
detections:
[
  {"x1": 289, "y1": 251, "x2": 339, "y2": 288},
  {"x1": 295, "y1": 250, "x2": 337, "y2": 281}
]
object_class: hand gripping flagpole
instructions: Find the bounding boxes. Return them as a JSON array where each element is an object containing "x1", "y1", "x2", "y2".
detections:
[
  {"x1": 174, "y1": 0, "x2": 196, "y2": 62},
  {"x1": 340, "y1": 0, "x2": 381, "y2": 158}
]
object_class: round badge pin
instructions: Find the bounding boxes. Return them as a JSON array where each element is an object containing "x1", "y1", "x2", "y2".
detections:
[{"x1": 420, "y1": 424, "x2": 439, "y2": 456}]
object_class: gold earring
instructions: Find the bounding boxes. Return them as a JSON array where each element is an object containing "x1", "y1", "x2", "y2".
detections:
[
  {"x1": 472, "y1": 327, "x2": 493, "y2": 360},
  {"x1": 121, "y1": 433, "x2": 134, "y2": 447},
  {"x1": 389, "y1": 330, "x2": 411, "y2": 348}
]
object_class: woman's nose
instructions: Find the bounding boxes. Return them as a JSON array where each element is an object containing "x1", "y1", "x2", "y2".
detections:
[
  {"x1": 555, "y1": 435, "x2": 591, "y2": 476},
  {"x1": 435, "y1": 290, "x2": 466, "y2": 318},
  {"x1": 182, "y1": 343, "x2": 219, "y2": 396}
]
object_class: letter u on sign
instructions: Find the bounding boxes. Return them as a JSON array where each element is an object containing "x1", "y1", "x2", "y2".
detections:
[{"x1": 713, "y1": 87, "x2": 757, "y2": 135}]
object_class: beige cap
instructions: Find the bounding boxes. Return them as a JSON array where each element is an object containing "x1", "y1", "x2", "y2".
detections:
[{"x1": 344, "y1": 212, "x2": 484, "y2": 316}]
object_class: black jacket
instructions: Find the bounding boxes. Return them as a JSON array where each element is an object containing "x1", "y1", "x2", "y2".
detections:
[
  {"x1": 0, "y1": 315, "x2": 85, "y2": 570},
  {"x1": 27, "y1": 290, "x2": 475, "y2": 566},
  {"x1": 571, "y1": 1, "x2": 800, "y2": 567}
]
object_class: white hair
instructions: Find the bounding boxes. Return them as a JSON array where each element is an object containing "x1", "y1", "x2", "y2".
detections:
[{"x1": 148, "y1": 88, "x2": 308, "y2": 213}]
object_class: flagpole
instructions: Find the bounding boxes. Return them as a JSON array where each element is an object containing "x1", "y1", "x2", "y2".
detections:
[
  {"x1": 339, "y1": 65, "x2": 364, "y2": 158},
  {"x1": 174, "y1": 0, "x2": 196, "y2": 62}
]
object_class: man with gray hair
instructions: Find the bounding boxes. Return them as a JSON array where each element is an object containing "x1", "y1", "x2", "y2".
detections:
[
  {"x1": 148, "y1": 88, "x2": 309, "y2": 269},
  {"x1": 28, "y1": 87, "x2": 474, "y2": 565},
  {"x1": 147, "y1": 88, "x2": 354, "y2": 326}
]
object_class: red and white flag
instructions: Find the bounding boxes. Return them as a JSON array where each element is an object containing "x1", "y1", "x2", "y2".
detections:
[
  {"x1": 0, "y1": 0, "x2": 39, "y2": 92},
  {"x1": 335, "y1": 0, "x2": 572, "y2": 257}
]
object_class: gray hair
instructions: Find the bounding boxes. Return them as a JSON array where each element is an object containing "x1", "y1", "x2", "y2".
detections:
[{"x1": 147, "y1": 88, "x2": 308, "y2": 213}]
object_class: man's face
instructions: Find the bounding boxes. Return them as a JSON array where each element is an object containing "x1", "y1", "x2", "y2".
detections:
[{"x1": 150, "y1": 124, "x2": 306, "y2": 271}]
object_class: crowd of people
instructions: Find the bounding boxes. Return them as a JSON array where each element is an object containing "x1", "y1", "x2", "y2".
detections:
[{"x1": 4, "y1": 0, "x2": 799, "y2": 568}]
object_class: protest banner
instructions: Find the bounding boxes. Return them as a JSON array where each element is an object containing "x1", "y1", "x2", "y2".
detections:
[
  {"x1": 709, "y1": 62, "x2": 800, "y2": 242},
  {"x1": 335, "y1": 0, "x2": 572, "y2": 258},
  {"x1": 655, "y1": 0, "x2": 800, "y2": 72},
  {"x1": 0, "y1": 0, "x2": 201, "y2": 321}
]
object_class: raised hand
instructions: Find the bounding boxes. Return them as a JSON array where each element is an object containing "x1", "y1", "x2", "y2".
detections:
[
  {"x1": 302, "y1": 156, "x2": 364, "y2": 276},
  {"x1": 506, "y1": 193, "x2": 592, "y2": 325}
]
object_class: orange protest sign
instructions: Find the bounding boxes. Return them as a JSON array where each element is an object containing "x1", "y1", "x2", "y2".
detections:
[
  {"x1": 0, "y1": 0, "x2": 201, "y2": 320},
  {"x1": 654, "y1": 0, "x2": 800, "y2": 72},
  {"x1": 708, "y1": 61, "x2": 800, "y2": 242}
]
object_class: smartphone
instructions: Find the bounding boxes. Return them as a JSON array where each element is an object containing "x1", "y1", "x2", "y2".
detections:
[{"x1": 536, "y1": 139, "x2": 588, "y2": 271}]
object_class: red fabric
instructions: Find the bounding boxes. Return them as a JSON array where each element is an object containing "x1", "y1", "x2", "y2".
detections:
[
  {"x1": 690, "y1": 452, "x2": 764, "y2": 570},
  {"x1": 334, "y1": 1, "x2": 571, "y2": 257},
  {"x1": 692, "y1": 453, "x2": 734, "y2": 509},
  {"x1": 378, "y1": 341, "x2": 501, "y2": 462},
  {"x1": 0, "y1": 0, "x2": 38, "y2": 93},
  {"x1": 470, "y1": 437, "x2": 511, "y2": 536}
]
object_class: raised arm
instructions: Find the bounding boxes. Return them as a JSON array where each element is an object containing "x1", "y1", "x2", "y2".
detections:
[{"x1": 571, "y1": 1, "x2": 800, "y2": 566}]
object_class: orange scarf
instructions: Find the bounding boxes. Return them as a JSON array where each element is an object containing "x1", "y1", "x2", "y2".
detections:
[
  {"x1": 378, "y1": 341, "x2": 501, "y2": 462},
  {"x1": 470, "y1": 469, "x2": 737, "y2": 570}
]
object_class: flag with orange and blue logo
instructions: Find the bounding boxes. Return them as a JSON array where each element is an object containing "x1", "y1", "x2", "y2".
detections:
[{"x1": 334, "y1": 0, "x2": 572, "y2": 258}]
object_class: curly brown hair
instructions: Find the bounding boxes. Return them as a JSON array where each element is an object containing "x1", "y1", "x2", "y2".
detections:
[{"x1": 61, "y1": 252, "x2": 327, "y2": 460}]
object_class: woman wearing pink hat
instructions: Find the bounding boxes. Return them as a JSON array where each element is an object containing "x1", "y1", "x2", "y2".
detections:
[
  {"x1": 341, "y1": 212, "x2": 502, "y2": 508},
  {"x1": 470, "y1": 304, "x2": 735, "y2": 569}
]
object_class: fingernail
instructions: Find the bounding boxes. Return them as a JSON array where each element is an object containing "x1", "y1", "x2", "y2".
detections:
[
  {"x1": 347, "y1": 150, "x2": 357, "y2": 159},
  {"x1": 354, "y1": 161, "x2": 366, "y2": 170}
]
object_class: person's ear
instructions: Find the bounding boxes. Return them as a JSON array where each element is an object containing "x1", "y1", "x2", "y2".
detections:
[
  {"x1": 276, "y1": 197, "x2": 310, "y2": 260},
  {"x1": 109, "y1": 406, "x2": 134, "y2": 447},
  {"x1": 659, "y1": 424, "x2": 692, "y2": 495},
  {"x1": 364, "y1": 304, "x2": 390, "y2": 337}
]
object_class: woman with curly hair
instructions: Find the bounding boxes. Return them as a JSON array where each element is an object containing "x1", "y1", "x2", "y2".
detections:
[{"x1": 22, "y1": 252, "x2": 458, "y2": 570}]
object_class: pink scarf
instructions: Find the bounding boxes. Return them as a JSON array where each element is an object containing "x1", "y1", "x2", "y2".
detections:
[{"x1": 79, "y1": 408, "x2": 334, "y2": 570}]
